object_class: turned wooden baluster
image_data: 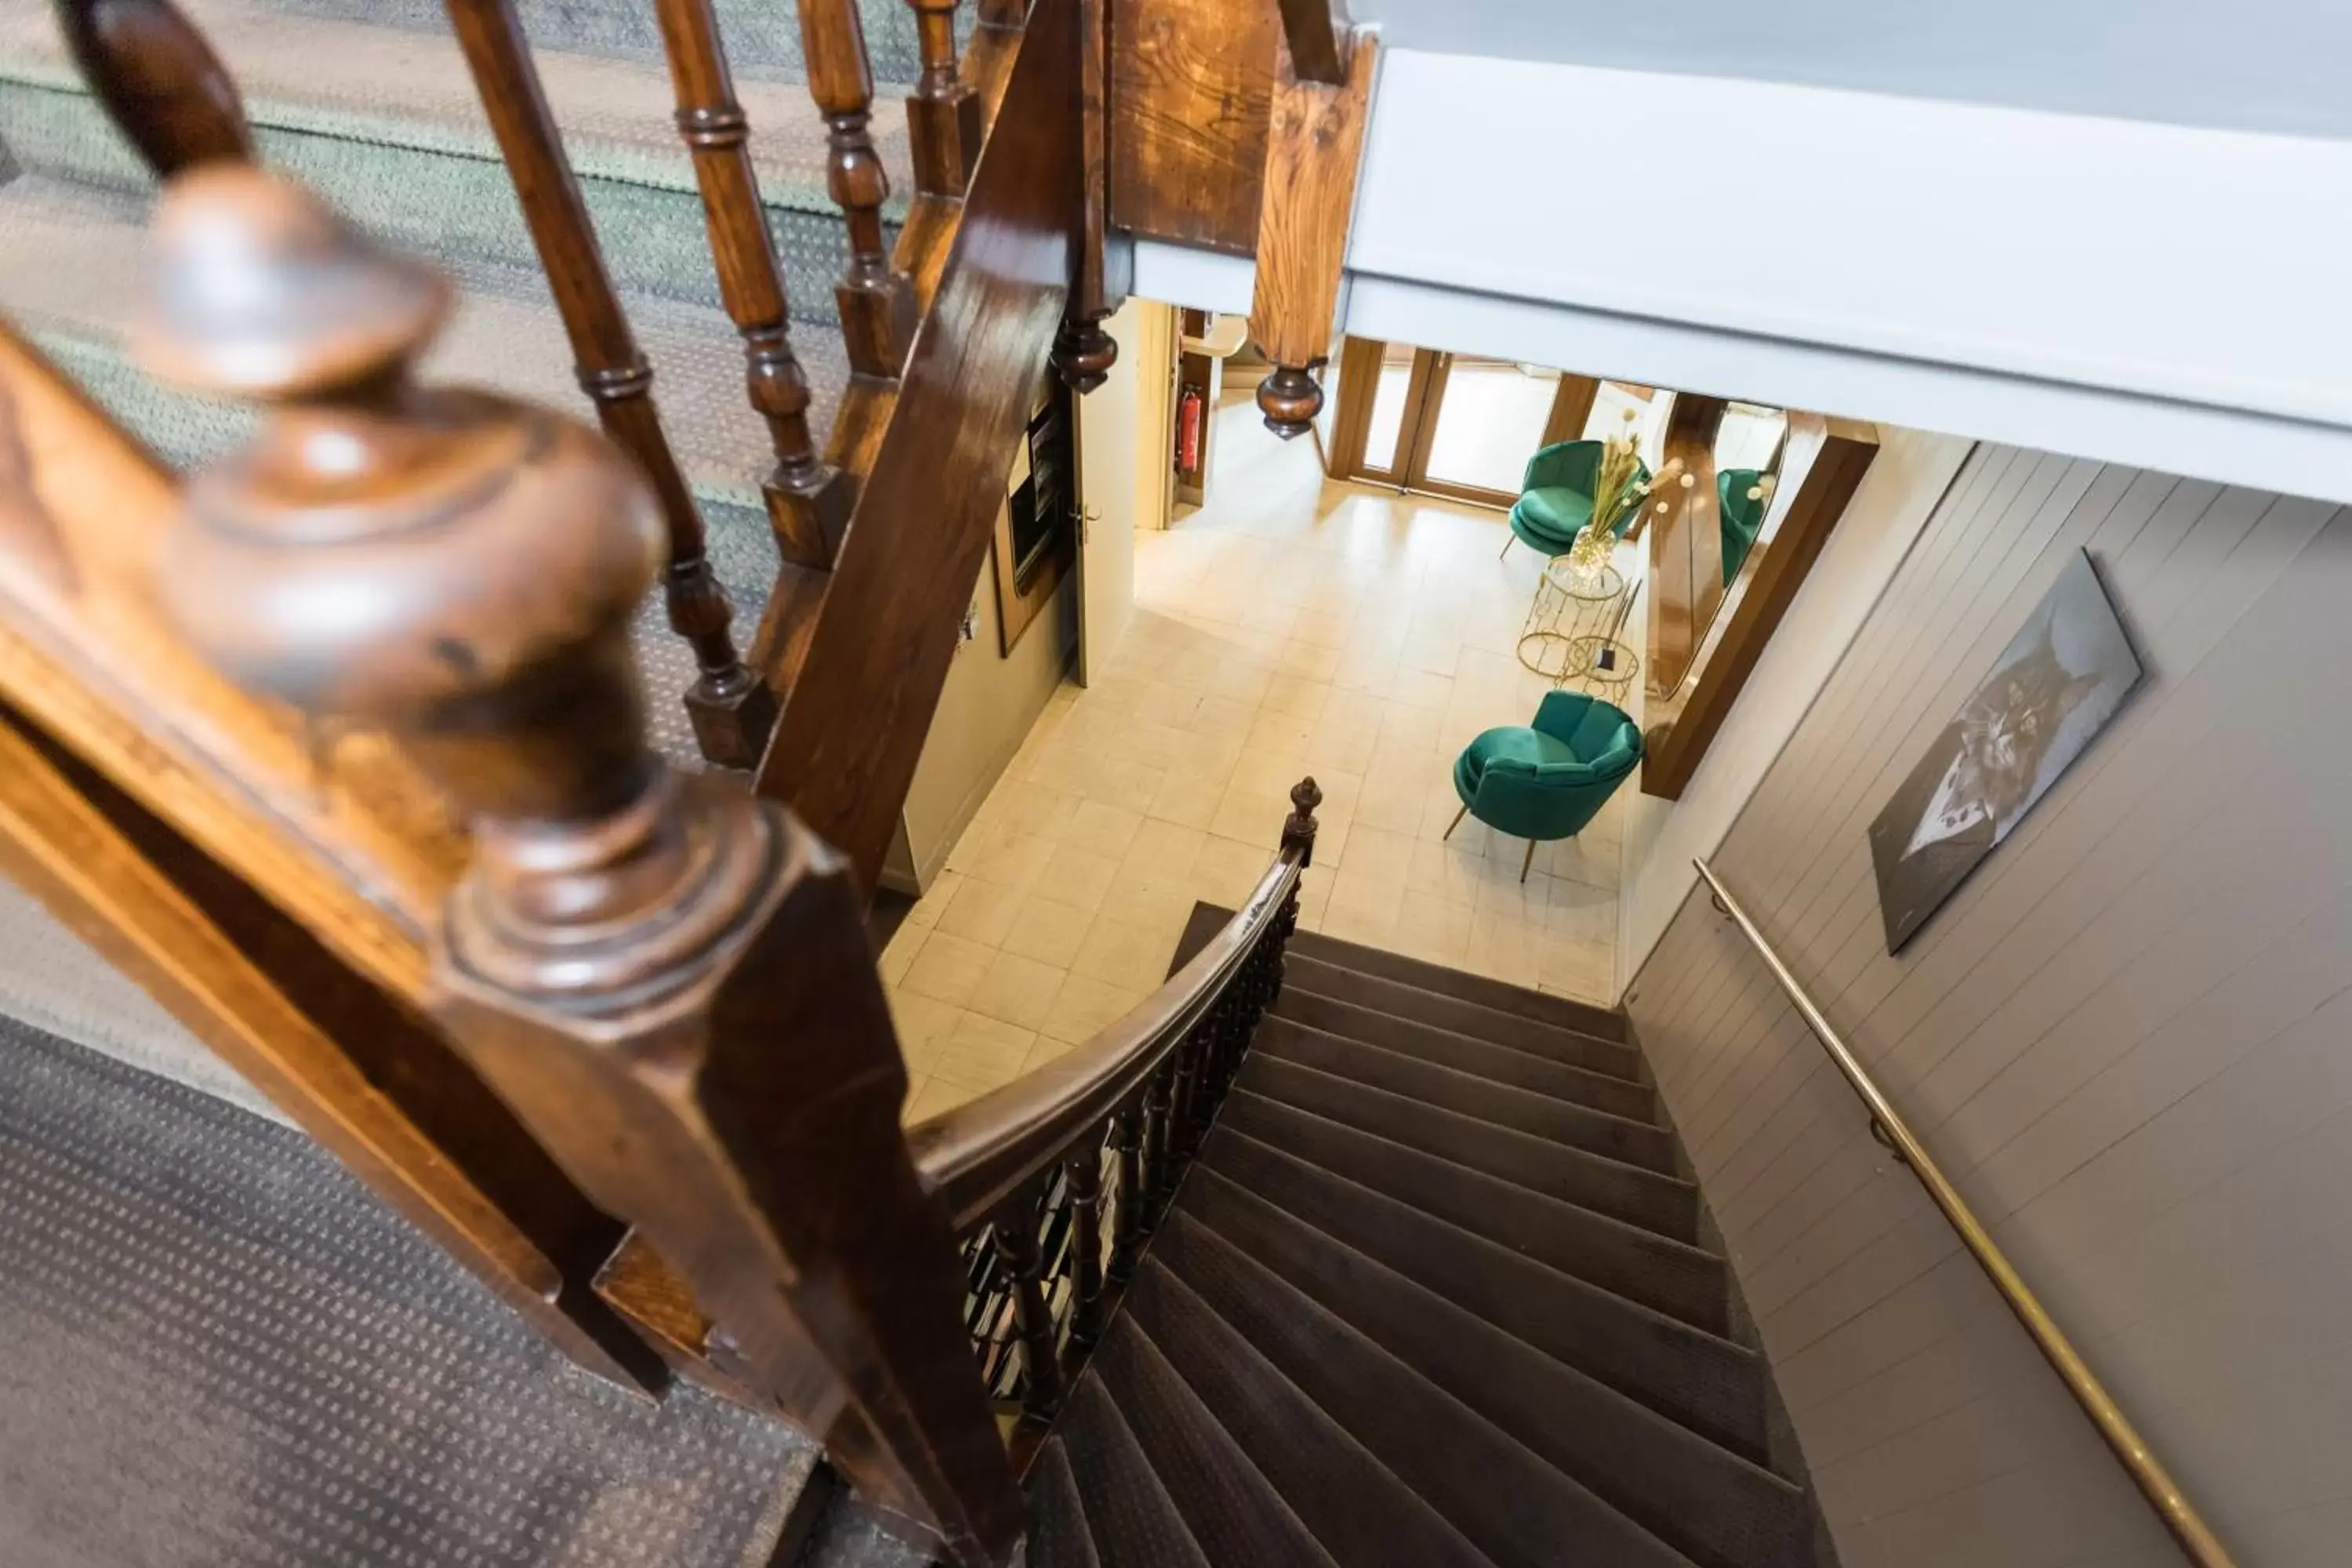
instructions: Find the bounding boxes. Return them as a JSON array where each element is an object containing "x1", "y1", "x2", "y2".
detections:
[
  {"x1": 1142, "y1": 1057, "x2": 1178, "y2": 1218},
  {"x1": 651, "y1": 0, "x2": 855, "y2": 572},
  {"x1": 139, "y1": 165, "x2": 1018, "y2": 1566},
  {"x1": 1064, "y1": 1134, "x2": 1106, "y2": 1348},
  {"x1": 1050, "y1": 0, "x2": 1119, "y2": 394},
  {"x1": 904, "y1": 0, "x2": 982, "y2": 197},
  {"x1": 800, "y1": 0, "x2": 918, "y2": 379},
  {"x1": 992, "y1": 1187, "x2": 1063, "y2": 1422},
  {"x1": 438, "y1": 0, "x2": 770, "y2": 770},
  {"x1": 1107, "y1": 1103, "x2": 1144, "y2": 1281},
  {"x1": 54, "y1": 0, "x2": 251, "y2": 175}
]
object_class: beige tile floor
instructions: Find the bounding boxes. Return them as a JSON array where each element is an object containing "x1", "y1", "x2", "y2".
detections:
[{"x1": 885, "y1": 394, "x2": 1631, "y2": 1123}]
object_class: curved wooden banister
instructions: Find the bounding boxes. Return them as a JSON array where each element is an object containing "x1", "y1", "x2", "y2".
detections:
[{"x1": 909, "y1": 851, "x2": 1303, "y2": 1231}]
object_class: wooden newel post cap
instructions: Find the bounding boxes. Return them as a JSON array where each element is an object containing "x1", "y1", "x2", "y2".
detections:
[
  {"x1": 1281, "y1": 775, "x2": 1323, "y2": 864},
  {"x1": 141, "y1": 165, "x2": 666, "y2": 829}
]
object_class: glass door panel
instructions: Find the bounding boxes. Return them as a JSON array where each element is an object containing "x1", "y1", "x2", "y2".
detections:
[
  {"x1": 1420, "y1": 358, "x2": 1562, "y2": 498},
  {"x1": 1359, "y1": 341, "x2": 1420, "y2": 475}
]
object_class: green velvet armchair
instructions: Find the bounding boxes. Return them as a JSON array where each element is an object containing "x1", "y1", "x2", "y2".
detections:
[
  {"x1": 1504, "y1": 441, "x2": 1650, "y2": 560},
  {"x1": 1448, "y1": 691, "x2": 1642, "y2": 880}
]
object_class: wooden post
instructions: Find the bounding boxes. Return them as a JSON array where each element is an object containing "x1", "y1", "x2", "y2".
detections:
[
  {"x1": 1247, "y1": 29, "x2": 1376, "y2": 437},
  {"x1": 1108, "y1": 1104, "x2": 1143, "y2": 1280},
  {"x1": 799, "y1": 0, "x2": 919, "y2": 378},
  {"x1": 54, "y1": 0, "x2": 252, "y2": 175},
  {"x1": 1269, "y1": 0, "x2": 1352, "y2": 86},
  {"x1": 1064, "y1": 1137, "x2": 1105, "y2": 1348},
  {"x1": 1050, "y1": 0, "x2": 1118, "y2": 394},
  {"x1": 993, "y1": 1188, "x2": 1064, "y2": 1423},
  {"x1": 138, "y1": 165, "x2": 1020, "y2": 1566},
  {"x1": 648, "y1": 0, "x2": 856, "y2": 571},
  {"x1": 441, "y1": 0, "x2": 773, "y2": 770},
  {"x1": 906, "y1": 0, "x2": 983, "y2": 196}
]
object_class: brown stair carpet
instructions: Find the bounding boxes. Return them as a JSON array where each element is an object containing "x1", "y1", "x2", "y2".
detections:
[{"x1": 1032, "y1": 904, "x2": 1820, "y2": 1566}]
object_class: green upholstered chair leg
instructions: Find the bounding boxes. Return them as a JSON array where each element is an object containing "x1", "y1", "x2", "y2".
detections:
[
  {"x1": 1519, "y1": 838, "x2": 1537, "y2": 883},
  {"x1": 1444, "y1": 802, "x2": 1469, "y2": 839}
]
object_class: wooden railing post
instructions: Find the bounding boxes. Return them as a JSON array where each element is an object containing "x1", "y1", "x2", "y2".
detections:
[
  {"x1": 993, "y1": 1186, "x2": 1064, "y2": 1424},
  {"x1": 441, "y1": 0, "x2": 773, "y2": 770},
  {"x1": 54, "y1": 0, "x2": 252, "y2": 175},
  {"x1": 1064, "y1": 1136, "x2": 1105, "y2": 1348},
  {"x1": 139, "y1": 165, "x2": 1020, "y2": 1566},
  {"x1": 905, "y1": 0, "x2": 982, "y2": 196},
  {"x1": 1248, "y1": 28, "x2": 1376, "y2": 437},
  {"x1": 800, "y1": 0, "x2": 919, "y2": 379},
  {"x1": 1107, "y1": 1103, "x2": 1144, "y2": 1280},
  {"x1": 650, "y1": 0, "x2": 856, "y2": 573},
  {"x1": 1050, "y1": 0, "x2": 1118, "y2": 394}
]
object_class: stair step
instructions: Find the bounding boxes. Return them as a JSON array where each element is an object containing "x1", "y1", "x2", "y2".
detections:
[
  {"x1": 0, "y1": 176, "x2": 815, "y2": 539},
  {"x1": 1088, "y1": 1317, "x2": 1340, "y2": 1568},
  {"x1": 1236, "y1": 1053, "x2": 1697, "y2": 1240},
  {"x1": 1181, "y1": 1167, "x2": 1810, "y2": 1568},
  {"x1": 1273, "y1": 985, "x2": 1657, "y2": 1123},
  {"x1": 1025, "y1": 1442, "x2": 1103, "y2": 1568},
  {"x1": 1200, "y1": 1127, "x2": 1769, "y2": 1460},
  {"x1": 1056, "y1": 1375, "x2": 1212, "y2": 1568},
  {"x1": 242, "y1": 0, "x2": 950, "y2": 85},
  {"x1": 1219, "y1": 1090, "x2": 1727, "y2": 1332},
  {"x1": 1285, "y1": 955, "x2": 1643, "y2": 1080},
  {"x1": 1289, "y1": 925, "x2": 1628, "y2": 1041},
  {"x1": 0, "y1": 0, "x2": 905, "y2": 328},
  {"x1": 1123, "y1": 1258, "x2": 1490, "y2": 1568},
  {"x1": 1152, "y1": 1210, "x2": 1697, "y2": 1568},
  {"x1": 1258, "y1": 1015, "x2": 1676, "y2": 1174}
]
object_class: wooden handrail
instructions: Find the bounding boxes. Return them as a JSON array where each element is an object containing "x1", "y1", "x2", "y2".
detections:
[
  {"x1": 1692, "y1": 858, "x2": 2236, "y2": 1568},
  {"x1": 909, "y1": 851, "x2": 1303, "y2": 1230}
]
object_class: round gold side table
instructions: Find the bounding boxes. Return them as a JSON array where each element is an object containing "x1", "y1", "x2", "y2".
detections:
[
  {"x1": 1566, "y1": 633, "x2": 1641, "y2": 702},
  {"x1": 1516, "y1": 557, "x2": 1626, "y2": 684}
]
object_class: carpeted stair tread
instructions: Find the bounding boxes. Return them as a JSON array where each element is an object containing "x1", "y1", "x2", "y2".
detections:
[
  {"x1": 0, "y1": 0, "x2": 911, "y2": 328},
  {"x1": 1123, "y1": 1258, "x2": 1492, "y2": 1568},
  {"x1": 1257, "y1": 1014, "x2": 1676, "y2": 1173},
  {"x1": 0, "y1": 175, "x2": 818, "y2": 558},
  {"x1": 1288, "y1": 925, "x2": 1628, "y2": 1041},
  {"x1": 1272, "y1": 985, "x2": 1657, "y2": 1122},
  {"x1": 1179, "y1": 1167, "x2": 1809, "y2": 1568},
  {"x1": 0, "y1": 1022, "x2": 822, "y2": 1567},
  {"x1": 248, "y1": 0, "x2": 960, "y2": 85},
  {"x1": 1151, "y1": 1210, "x2": 1698, "y2": 1568},
  {"x1": 1055, "y1": 1361, "x2": 1214, "y2": 1568},
  {"x1": 0, "y1": 0, "x2": 909, "y2": 217},
  {"x1": 1218, "y1": 1089, "x2": 1727, "y2": 1331},
  {"x1": 1285, "y1": 953, "x2": 1642, "y2": 1080},
  {"x1": 1199, "y1": 1126, "x2": 1769, "y2": 1459},
  {"x1": 1025, "y1": 1440, "x2": 1103, "y2": 1568},
  {"x1": 1086, "y1": 1316, "x2": 1339, "y2": 1568},
  {"x1": 1236, "y1": 1052, "x2": 1697, "y2": 1239}
]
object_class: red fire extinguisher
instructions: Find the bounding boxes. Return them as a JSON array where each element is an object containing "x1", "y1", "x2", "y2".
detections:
[{"x1": 1177, "y1": 386, "x2": 1203, "y2": 475}]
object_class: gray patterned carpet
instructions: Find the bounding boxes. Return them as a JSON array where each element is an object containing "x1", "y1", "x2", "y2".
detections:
[{"x1": 0, "y1": 1018, "x2": 821, "y2": 1568}]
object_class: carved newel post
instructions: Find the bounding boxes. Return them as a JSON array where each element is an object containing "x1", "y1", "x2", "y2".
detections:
[{"x1": 140, "y1": 165, "x2": 1022, "y2": 1568}]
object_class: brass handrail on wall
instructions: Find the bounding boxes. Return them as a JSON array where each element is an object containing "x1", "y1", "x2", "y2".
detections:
[{"x1": 1690, "y1": 858, "x2": 2237, "y2": 1568}]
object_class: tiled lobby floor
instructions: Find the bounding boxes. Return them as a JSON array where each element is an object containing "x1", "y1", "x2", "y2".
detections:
[{"x1": 887, "y1": 395, "x2": 1630, "y2": 1123}]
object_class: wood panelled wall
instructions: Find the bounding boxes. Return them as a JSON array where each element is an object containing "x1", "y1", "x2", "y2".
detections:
[{"x1": 1628, "y1": 444, "x2": 2352, "y2": 1566}]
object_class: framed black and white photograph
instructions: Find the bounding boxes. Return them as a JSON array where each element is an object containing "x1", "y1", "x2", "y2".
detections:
[{"x1": 1868, "y1": 550, "x2": 2143, "y2": 954}]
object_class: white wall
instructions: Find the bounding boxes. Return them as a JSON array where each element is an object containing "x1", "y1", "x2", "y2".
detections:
[{"x1": 1613, "y1": 426, "x2": 1973, "y2": 991}]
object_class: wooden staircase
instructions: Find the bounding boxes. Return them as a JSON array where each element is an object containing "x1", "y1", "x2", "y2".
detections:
[{"x1": 1026, "y1": 922, "x2": 1820, "y2": 1568}]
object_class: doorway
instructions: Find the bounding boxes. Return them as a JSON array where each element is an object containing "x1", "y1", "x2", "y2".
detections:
[{"x1": 1330, "y1": 338, "x2": 1602, "y2": 507}]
